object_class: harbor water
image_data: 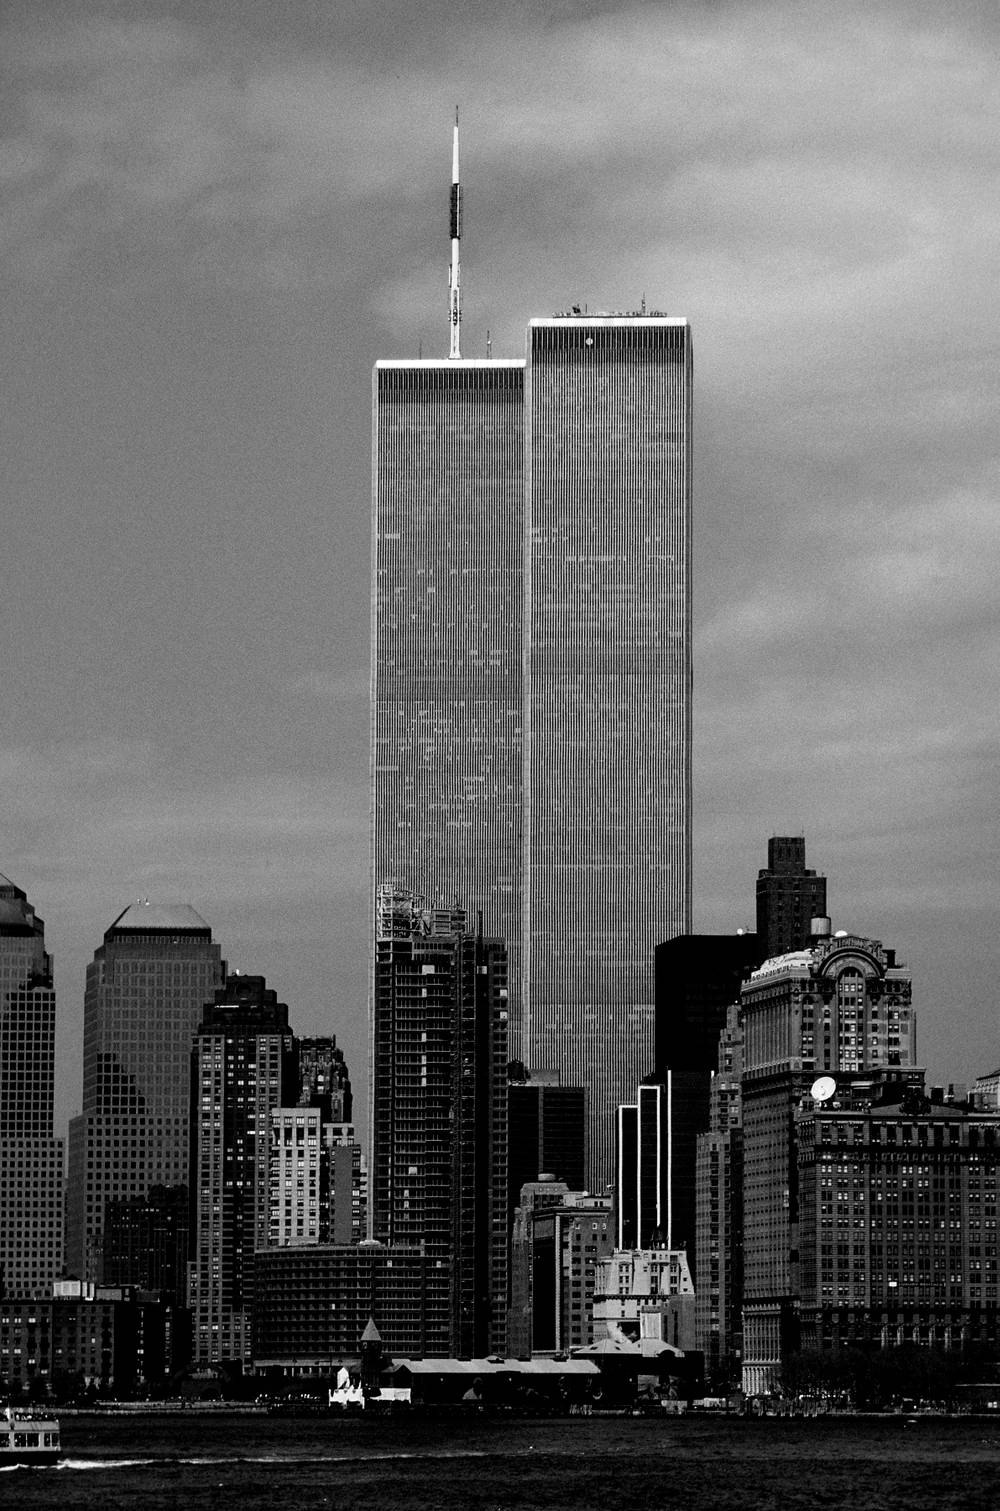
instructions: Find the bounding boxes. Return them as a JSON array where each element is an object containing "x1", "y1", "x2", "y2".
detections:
[{"x1": 6, "y1": 1410, "x2": 1000, "y2": 1511}]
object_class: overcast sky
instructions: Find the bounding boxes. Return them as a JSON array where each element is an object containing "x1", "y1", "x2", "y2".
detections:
[{"x1": 4, "y1": 0, "x2": 999, "y2": 1133}]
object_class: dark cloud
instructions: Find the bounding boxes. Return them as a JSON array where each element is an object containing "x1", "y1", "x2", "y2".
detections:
[{"x1": 2, "y1": 0, "x2": 999, "y2": 1128}]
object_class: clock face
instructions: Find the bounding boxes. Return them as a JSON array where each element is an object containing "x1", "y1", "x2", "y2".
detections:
[{"x1": 810, "y1": 1075, "x2": 837, "y2": 1102}]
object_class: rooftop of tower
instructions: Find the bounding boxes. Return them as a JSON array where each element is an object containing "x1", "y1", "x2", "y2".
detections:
[
  {"x1": 109, "y1": 901, "x2": 211, "y2": 934},
  {"x1": 0, "y1": 876, "x2": 42, "y2": 937},
  {"x1": 549, "y1": 307, "x2": 673, "y2": 318}
]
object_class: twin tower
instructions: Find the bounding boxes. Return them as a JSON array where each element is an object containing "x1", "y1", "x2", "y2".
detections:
[{"x1": 372, "y1": 312, "x2": 693, "y2": 1182}]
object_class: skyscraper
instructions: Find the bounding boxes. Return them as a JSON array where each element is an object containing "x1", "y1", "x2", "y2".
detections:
[
  {"x1": 372, "y1": 150, "x2": 693, "y2": 1182},
  {"x1": 297, "y1": 1035, "x2": 352, "y2": 1122},
  {"x1": 739, "y1": 928, "x2": 916, "y2": 1391},
  {"x1": 524, "y1": 314, "x2": 692, "y2": 1183},
  {"x1": 615, "y1": 1076, "x2": 707, "y2": 1255},
  {"x1": 755, "y1": 835, "x2": 827, "y2": 958},
  {"x1": 371, "y1": 884, "x2": 509, "y2": 1357},
  {"x1": 189, "y1": 973, "x2": 297, "y2": 1366},
  {"x1": 372, "y1": 359, "x2": 525, "y2": 1036},
  {"x1": 0, "y1": 875, "x2": 63, "y2": 1297},
  {"x1": 66, "y1": 901, "x2": 224, "y2": 1282},
  {"x1": 653, "y1": 932, "x2": 763, "y2": 1075},
  {"x1": 507, "y1": 1072, "x2": 587, "y2": 1227},
  {"x1": 694, "y1": 1002, "x2": 744, "y2": 1385}
]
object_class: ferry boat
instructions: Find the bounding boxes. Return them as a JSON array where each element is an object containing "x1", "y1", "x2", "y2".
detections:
[{"x1": 1, "y1": 1407, "x2": 61, "y2": 1466}]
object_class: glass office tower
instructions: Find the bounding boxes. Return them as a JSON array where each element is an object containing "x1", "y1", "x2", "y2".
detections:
[
  {"x1": 66, "y1": 901, "x2": 224, "y2": 1281},
  {"x1": 0, "y1": 875, "x2": 63, "y2": 1297},
  {"x1": 524, "y1": 317, "x2": 692, "y2": 1180},
  {"x1": 371, "y1": 360, "x2": 525, "y2": 1039},
  {"x1": 372, "y1": 316, "x2": 692, "y2": 1184}
]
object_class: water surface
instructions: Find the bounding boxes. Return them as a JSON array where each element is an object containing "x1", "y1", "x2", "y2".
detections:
[{"x1": 8, "y1": 1411, "x2": 1000, "y2": 1511}]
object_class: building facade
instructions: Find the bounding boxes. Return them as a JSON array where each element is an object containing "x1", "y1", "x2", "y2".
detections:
[
  {"x1": 268, "y1": 1110, "x2": 367, "y2": 1248},
  {"x1": 694, "y1": 1002, "x2": 744, "y2": 1385},
  {"x1": 372, "y1": 313, "x2": 693, "y2": 1188},
  {"x1": 297, "y1": 1036, "x2": 352, "y2": 1122},
  {"x1": 252, "y1": 1242, "x2": 439, "y2": 1371},
  {"x1": 0, "y1": 876, "x2": 63, "y2": 1298},
  {"x1": 795, "y1": 1083, "x2": 1000, "y2": 1355},
  {"x1": 755, "y1": 836, "x2": 827, "y2": 960},
  {"x1": 0, "y1": 1283, "x2": 176, "y2": 1396},
  {"x1": 592, "y1": 1246, "x2": 695, "y2": 1352},
  {"x1": 739, "y1": 930, "x2": 917, "y2": 1392},
  {"x1": 616, "y1": 1072, "x2": 712, "y2": 1260},
  {"x1": 371, "y1": 885, "x2": 509, "y2": 1357},
  {"x1": 371, "y1": 359, "x2": 525, "y2": 1046},
  {"x1": 101, "y1": 1184, "x2": 189, "y2": 1305},
  {"x1": 188, "y1": 975, "x2": 297, "y2": 1366},
  {"x1": 66, "y1": 902, "x2": 224, "y2": 1282},
  {"x1": 653, "y1": 931, "x2": 763, "y2": 1075},
  {"x1": 507, "y1": 1072, "x2": 587, "y2": 1229},
  {"x1": 523, "y1": 316, "x2": 692, "y2": 1185},
  {"x1": 511, "y1": 1189, "x2": 615, "y2": 1355},
  {"x1": 507, "y1": 1175, "x2": 571, "y2": 1358}
]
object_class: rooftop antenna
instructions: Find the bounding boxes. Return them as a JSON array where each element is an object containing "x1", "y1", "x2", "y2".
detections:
[
  {"x1": 448, "y1": 107, "x2": 461, "y2": 359},
  {"x1": 486, "y1": 328, "x2": 492, "y2": 358}
]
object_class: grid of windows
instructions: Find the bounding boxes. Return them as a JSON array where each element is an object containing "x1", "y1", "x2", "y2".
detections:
[
  {"x1": 0, "y1": 878, "x2": 64, "y2": 1296},
  {"x1": 65, "y1": 905, "x2": 223, "y2": 1281},
  {"x1": 798, "y1": 1109, "x2": 1000, "y2": 1346},
  {"x1": 373, "y1": 360, "x2": 524, "y2": 1056},
  {"x1": 372, "y1": 321, "x2": 693, "y2": 1192},
  {"x1": 525, "y1": 319, "x2": 692, "y2": 1186}
]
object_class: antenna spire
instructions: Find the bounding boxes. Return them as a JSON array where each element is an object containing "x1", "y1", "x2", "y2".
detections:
[{"x1": 448, "y1": 108, "x2": 461, "y2": 359}]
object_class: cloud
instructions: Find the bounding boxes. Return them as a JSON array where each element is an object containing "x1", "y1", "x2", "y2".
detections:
[
  {"x1": 5, "y1": 1, "x2": 1000, "y2": 301},
  {"x1": 289, "y1": 667, "x2": 370, "y2": 703},
  {"x1": 698, "y1": 480, "x2": 1000, "y2": 669},
  {"x1": 1, "y1": 13, "x2": 446, "y2": 284},
  {"x1": 4, "y1": 737, "x2": 367, "y2": 913},
  {"x1": 6, "y1": 0, "x2": 1000, "y2": 1099}
]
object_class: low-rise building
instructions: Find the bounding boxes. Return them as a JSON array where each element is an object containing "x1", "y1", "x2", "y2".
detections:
[
  {"x1": 0, "y1": 1283, "x2": 175, "y2": 1396},
  {"x1": 251, "y1": 1242, "x2": 442, "y2": 1373},
  {"x1": 509, "y1": 1188, "x2": 613, "y2": 1355},
  {"x1": 592, "y1": 1246, "x2": 695, "y2": 1352}
]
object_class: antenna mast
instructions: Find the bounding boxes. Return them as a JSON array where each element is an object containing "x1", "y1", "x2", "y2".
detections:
[{"x1": 448, "y1": 108, "x2": 461, "y2": 359}]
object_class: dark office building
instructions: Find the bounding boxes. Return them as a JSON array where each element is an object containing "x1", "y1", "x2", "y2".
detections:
[
  {"x1": 66, "y1": 901, "x2": 224, "y2": 1282},
  {"x1": 646, "y1": 931, "x2": 762, "y2": 1278},
  {"x1": 0, "y1": 1284, "x2": 178, "y2": 1396},
  {"x1": 0, "y1": 875, "x2": 63, "y2": 1298},
  {"x1": 189, "y1": 974, "x2": 298, "y2": 1367},
  {"x1": 694, "y1": 1002, "x2": 744, "y2": 1384},
  {"x1": 654, "y1": 931, "x2": 763, "y2": 1075},
  {"x1": 616, "y1": 1073, "x2": 709, "y2": 1255},
  {"x1": 755, "y1": 836, "x2": 827, "y2": 959},
  {"x1": 101, "y1": 1183, "x2": 189, "y2": 1305},
  {"x1": 509, "y1": 1189, "x2": 614, "y2": 1354},
  {"x1": 252, "y1": 1243, "x2": 434, "y2": 1371},
  {"x1": 372, "y1": 884, "x2": 509, "y2": 1357},
  {"x1": 298, "y1": 1036, "x2": 352, "y2": 1122},
  {"x1": 507, "y1": 1072, "x2": 587, "y2": 1227}
]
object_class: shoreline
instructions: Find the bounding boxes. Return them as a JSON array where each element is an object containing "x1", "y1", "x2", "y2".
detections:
[{"x1": 50, "y1": 1402, "x2": 1000, "y2": 1422}]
